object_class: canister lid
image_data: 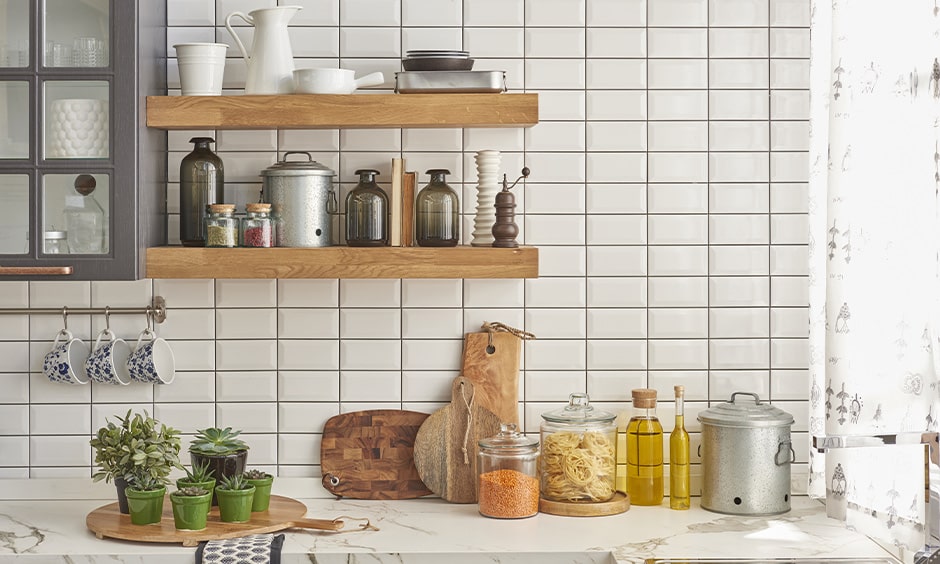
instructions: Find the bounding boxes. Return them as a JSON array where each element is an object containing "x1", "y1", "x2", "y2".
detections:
[
  {"x1": 479, "y1": 423, "x2": 539, "y2": 452},
  {"x1": 541, "y1": 393, "x2": 616, "y2": 424},
  {"x1": 697, "y1": 391, "x2": 795, "y2": 428},
  {"x1": 246, "y1": 203, "x2": 271, "y2": 213},
  {"x1": 208, "y1": 204, "x2": 235, "y2": 213},
  {"x1": 261, "y1": 151, "x2": 335, "y2": 177},
  {"x1": 44, "y1": 230, "x2": 67, "y2": 240}
]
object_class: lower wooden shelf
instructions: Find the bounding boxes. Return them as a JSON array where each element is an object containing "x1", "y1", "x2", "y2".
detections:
[{"x1": 145, "y1": 246, "x2": 539, "y2": 279}]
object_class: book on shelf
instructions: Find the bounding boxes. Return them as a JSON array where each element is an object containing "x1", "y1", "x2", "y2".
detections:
[
  {"x1": 401, "y1": 171, "x2": 416, "y2": 247},
  {"x1": 390, "y1": 158, "x2": 403, "y2": 246}
]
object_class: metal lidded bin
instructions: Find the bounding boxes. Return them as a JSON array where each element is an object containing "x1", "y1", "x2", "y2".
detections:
[{"x1": 260, "y1": 151, "x2": 336, "y2": 247}]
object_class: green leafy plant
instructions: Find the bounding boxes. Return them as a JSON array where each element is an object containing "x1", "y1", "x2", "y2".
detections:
[
  {"x1": 218, "y1": 473, "x2": 252, "y2": 491},
  {"x1": 244, "y1": 469, "x2": 270, "y2": 480},
  {"x1": 189, "y1": 427, "x2": 249, "y2": 456},
  {"x1": 90, "y1": 410, "x2": 182, "y2": 485},
  {"x1": 182, "y1": 460, "x2": 215, "y2": 483},
  {"x1": 173, "y1": 486, "x2": 209, "y2": 497}
]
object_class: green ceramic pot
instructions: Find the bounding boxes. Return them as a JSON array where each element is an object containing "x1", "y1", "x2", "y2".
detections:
[
  {"x1": 246, "y1": 475, "x2": 273, "y2": 512},
  {"x1": 170, "y1": 490, "x2": 212, "y2": 531},
  {"x1": 176, "y1": 478, "x2": 216, "y2": 513},
  {"x1": 124, "y1": 486, "x2": 166, "y2": 525},
  {"x1": 216, "y1": 485, "x2": 255, "y2": 523}
]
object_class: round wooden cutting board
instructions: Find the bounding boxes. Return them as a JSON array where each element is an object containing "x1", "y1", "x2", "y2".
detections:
[
  {"x1": 86, "y1": 495, "x2": 343, "y2": 546},
  {"x1": 538, "y1": 491, "x2": 630, "y2": 517}
]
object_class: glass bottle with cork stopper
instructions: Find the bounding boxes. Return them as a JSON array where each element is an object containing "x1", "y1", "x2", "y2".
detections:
[
  {"x1": 477, "y1": 423, "x2": 540, "y2": 519},
  {"x1": 205, "y1": 204, "x2": 236, "y2": 248},
  {"x1": 626, "y1": 388, "x2": 664, "y2": 506},
  {"x1": 670, "y1": 385, "x2": 691, "y2": 510},
  {"x1": 240, "y1": 202, "x2": 274, "y2": 247}
]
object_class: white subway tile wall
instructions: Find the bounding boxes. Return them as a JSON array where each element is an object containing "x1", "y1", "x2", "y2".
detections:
[{"x1": 0, "y1": 0, "x2": 810, "y2": 487}]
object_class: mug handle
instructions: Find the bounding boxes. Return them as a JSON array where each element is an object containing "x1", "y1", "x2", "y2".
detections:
[
  {"x1": 53, "y1": 328, "x2": 73, "y2": 347},
  {"x1": 134, "y1": 328, "x2": 155, "y2": 351},
  {"x1": 94, "y1": 328, "x2": 114, "y2": 350}
]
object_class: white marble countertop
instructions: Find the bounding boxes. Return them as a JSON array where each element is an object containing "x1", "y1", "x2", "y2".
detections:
[{"x1": 0, "y1": 479, "x2": 903, "y2": 564}]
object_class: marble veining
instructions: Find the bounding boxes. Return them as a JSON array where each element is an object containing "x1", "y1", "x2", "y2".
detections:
[{"x1": 0, "y1": 514, "x2": 45, "y2": 554}]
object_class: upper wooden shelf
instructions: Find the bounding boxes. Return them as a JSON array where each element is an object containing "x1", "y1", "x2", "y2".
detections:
[
  {"x1": 146, "y1": 246, "x2": 539, "y2": 279},
  {"x1": 146, "y1": 93, "x2": 539, "y2": 130}
]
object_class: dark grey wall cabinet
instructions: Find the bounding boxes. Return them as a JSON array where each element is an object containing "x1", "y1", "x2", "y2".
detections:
[{"x1": 0, "y1": 0, "x2": 166, "y2": 280}]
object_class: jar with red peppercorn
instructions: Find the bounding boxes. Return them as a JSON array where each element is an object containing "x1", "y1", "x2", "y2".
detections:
[{"x1": 240, "y1": 203, "x2": 274, "y2": 247}]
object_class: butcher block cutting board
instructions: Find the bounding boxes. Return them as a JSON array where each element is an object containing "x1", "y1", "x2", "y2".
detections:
[
  {"x1": 320, "y1": 409, "x2": 431, "y2": 500},
  {"x1": 413, "y1": 377, "x2": 502, "y2": 503},
  {"x1": 460, "y1": 330, "x2": 521, "y2": 425}
]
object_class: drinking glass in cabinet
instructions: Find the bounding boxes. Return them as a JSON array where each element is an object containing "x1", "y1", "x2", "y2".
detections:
[
  {"x1": 0, "y1": 175, "x2": 29, "y2": 254},
  {"x1": 42, "y1": 0, "x2": 109, "y2": 68},
  {"x1": 43, "y1": 173, "x2": 110, "y2": 255},
  {"x1": 0, "y1": 0, "x2": 29, "y2": 68},
  {"x1": 0, "y1": 82, "x2": 29, "y2": 159},
  {"x1": 43, "y1": 81, "x2": 109, "y2": 160}
]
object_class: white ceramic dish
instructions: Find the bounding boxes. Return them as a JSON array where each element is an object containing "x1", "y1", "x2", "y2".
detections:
[{"x1": 292, "y1": 68, "x2": 384, "y2": 94}]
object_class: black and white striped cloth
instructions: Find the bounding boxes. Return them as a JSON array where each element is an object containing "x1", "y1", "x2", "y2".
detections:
[{"x1": 195, "y1": 533, "x2": 285, "y2": 564}]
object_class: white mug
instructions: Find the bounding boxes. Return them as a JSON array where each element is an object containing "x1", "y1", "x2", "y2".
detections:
[
  {"x1": 126, "y1": 329, "x2": 175, "y2": 384},
  {"x1": 174, "y1": 43, "x2": 228, "y2": 96},
  {"x1": 42, "y1": 329, "x2": 90, "y2": 385}
]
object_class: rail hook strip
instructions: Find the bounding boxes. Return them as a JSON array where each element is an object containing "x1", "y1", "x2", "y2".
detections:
[{"x1": 0, "y1": 296, "x2": 167, "y2": 324}]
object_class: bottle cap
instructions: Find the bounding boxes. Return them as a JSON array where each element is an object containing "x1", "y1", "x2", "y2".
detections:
[
  {"x1": 632, "y1": 388, "x2": 657, "y2": 408},
  {"x1": 674, "y1": 385, "x2": 684, "y2": 396}
]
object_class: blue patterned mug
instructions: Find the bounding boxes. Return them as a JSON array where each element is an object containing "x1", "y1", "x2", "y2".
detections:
[
  {"x1": 42, "y1": 329, "x2": 90, "y2": 384},
  {"x1": 126, "y1": 329, "x2": 175, "y2": 384},
  {"x1": 85, "y1": 329, "x2": 132, "y2": 385}
]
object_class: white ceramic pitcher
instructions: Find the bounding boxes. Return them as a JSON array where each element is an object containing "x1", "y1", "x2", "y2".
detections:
[{"x1": 225, "y1": 5, "x2": 301, "y2": 94}]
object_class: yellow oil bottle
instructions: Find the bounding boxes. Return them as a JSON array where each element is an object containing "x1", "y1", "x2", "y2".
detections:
[
  {"x1": 626, "y1": 388, "x2": 663, "y2": 505},
  {"x1": 670, "y1": 385, "x2": 691, "y2": 510}
]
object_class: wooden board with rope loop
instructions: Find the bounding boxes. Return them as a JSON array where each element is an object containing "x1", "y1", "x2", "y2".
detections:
[
  {"x1": 460, "y1": 330, "x2": 522, "y2": 426},
  {"x1": 412, "y1": 377, "x2": 502, "y2": 503}
]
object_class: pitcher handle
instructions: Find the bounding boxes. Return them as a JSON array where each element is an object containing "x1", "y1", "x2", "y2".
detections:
[{"x1": 224, "y1": 11, "x2": 253, "y2": 63}]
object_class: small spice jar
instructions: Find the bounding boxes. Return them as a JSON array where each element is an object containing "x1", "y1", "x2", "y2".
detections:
[
  {"x1": 478, "y1": 423, "x2": 540, "y2": 519},
  {"x1": 43, "y1": 230, "x2": 69, "y2": 254},
  {"x1": 540, "y1": 393, "x2": 617, "y2": 503},
  {"x1": 240, "y1": 203, "x2": 274, "y2": 247},
  {"x1": 205, "y1": 204, "x2": 237, "y2": 247}
]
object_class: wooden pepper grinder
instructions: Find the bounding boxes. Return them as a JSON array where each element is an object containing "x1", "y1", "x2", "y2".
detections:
[{"x1": 492, "y1": 167, "x2": 529, "y2": 248}]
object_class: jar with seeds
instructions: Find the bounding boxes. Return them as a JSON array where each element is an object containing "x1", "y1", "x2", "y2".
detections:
[
  {"x1": 205, "y1": 204, "x2": 237, "y2": 247},
  {"x1": 477, "y1": 423, "x2": 540, "y2": 519}
]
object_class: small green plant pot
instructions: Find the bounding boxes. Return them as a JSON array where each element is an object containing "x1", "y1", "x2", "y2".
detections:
[
  {"x1": 125, "y1": 486, "x2": 166, "y2": 526},
  {"x1": 170, "y1": 491, "x2": 212, "y2": 531},
  {"x1": 246, "y1": 476, "x2": 273, "y2": 512},
  {"x1": 216, "y1": 485, "x2": 255, "y2": 523},
  {"x1": 176, "y1": 478, "x2": 216, "y2": 513}
]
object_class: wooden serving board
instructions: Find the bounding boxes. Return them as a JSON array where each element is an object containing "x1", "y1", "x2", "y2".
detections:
[
  {"x1": 320, "y1": 409, "x2": 431, "y2": 500},
  {"x1": 460, "y1": 331, "x2": 521, "y2": 425},
  {"x1": 538, "y1": 492, "x2": 631, "y2": 517},
  {"x1": 86, "y1": 495, "x2": 343, "y2": 547},
  {"x1": 413, "y1": 377, "x2": 502, "y2": 503}
]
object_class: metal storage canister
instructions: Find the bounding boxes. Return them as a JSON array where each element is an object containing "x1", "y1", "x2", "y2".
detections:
[
  {"x1": 260, "y1": 151, "x2": 336, "y2": 247},
  {"x1": 697, "y1": 392, "x2": 795, "y2": 516}
]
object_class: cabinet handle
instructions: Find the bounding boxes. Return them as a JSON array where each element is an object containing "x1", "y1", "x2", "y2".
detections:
[{"x1": 0, "y1": 266, "x2": 73, "y2": 276}]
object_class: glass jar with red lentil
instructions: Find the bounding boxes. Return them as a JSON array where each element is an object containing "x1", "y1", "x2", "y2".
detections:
[
  {"x1": 477, "y1": 423, "x2": 540, "y2": 519},
  {"x1": 240, "y1": 202, "x2": 274, "y2": 247}
]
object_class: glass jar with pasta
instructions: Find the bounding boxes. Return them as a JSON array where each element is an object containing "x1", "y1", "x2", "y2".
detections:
[{"x1": 539, "y1": 393, "x2": 617, "y2": 503}]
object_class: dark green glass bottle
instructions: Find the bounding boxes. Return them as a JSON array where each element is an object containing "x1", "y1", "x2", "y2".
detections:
[
  {"x1": 180, "y1": 137, "x2": 223, "y2": 247},
  {"x1": 345, "y1": 169, "x2": 388, "y2": 246},
  {"x1": 415, "y1": 169, "x2": 459, "y2": 247}
]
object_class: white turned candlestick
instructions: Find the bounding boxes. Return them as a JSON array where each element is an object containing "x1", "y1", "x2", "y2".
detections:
[{"x1": 471, "y1": 150, "x2": 501, "y2": 247}]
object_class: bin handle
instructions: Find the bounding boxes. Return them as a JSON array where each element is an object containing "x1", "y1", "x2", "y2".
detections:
[{"x1": 730, "y1": 391, "x2": 762, "y2": 405}]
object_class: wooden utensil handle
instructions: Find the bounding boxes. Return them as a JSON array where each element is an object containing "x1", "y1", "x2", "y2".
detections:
[{"x1": 287, "y1": 517, "x2": 345, "y2": 531}]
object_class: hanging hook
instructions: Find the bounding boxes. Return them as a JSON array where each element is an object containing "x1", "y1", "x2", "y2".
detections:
[
  {"x1": 104, "y1": 306, "x2": 111, "y2": 332},
  {"x1": 144, "y1": 306, "x2": 153, "y2": 333},
  {"x1": 61, "y1": 306, "x2": 68, "y2": 331}
]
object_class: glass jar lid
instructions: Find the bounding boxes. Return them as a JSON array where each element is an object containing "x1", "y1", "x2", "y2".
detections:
[
  {"x1": 208, "y1": 204, "x2": 235, "y2": 213},
  {"x1": 479, "y1": 423, "x2": 539, "y2": 453},
  {"x1": 246, "y1": 203, "x2": 271, "y2": 213},
  {"x1": 261, "y1": 151, "x2": 335, "y2": 177},
  {"x1": 44, "y1": 230, "x2": 67, "y2": 240},
  {"x1": 697, "y1": 392, "x2": 794, "y2": 428},
  {"x1": 541, "y1": 393, "x2": 615, "y2": 424}
]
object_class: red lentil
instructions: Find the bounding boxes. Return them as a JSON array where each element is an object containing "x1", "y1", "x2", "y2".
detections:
[
  {"x1": 478, "y1": 468, "x2": 540, "y2": 519},
  {"x1": 243, "y1": 225, "x2": 273, "y2": 247}
]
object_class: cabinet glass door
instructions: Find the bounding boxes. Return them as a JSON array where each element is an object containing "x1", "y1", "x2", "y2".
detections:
[
  {"x1": 43, "y1": 80, "x2": 109, "y2": 160},
  {"x1": 0, "y1": 1, "x2": 29, "y2": 68},
  {"x1": 43, "y1": 173, "x2": 109, "y2": 255},
  {"x1": 0, "y1": 81, "x2": 28, "y2": 158},
  {"x1": 0, "y1": 174, "x2": 29, "y2": 254},
  {"x1": 43, "y1": 0, "x2": 109, "y2": 68}
]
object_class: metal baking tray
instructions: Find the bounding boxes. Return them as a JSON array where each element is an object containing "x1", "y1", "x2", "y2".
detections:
[{"x1": 395, "y1": 71, "x2": 506, "y2": 93}]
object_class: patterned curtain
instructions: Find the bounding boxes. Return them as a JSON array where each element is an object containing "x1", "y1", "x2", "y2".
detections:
[{"x1": 808, "y1": 1, "x2": 940, "y2": 559}]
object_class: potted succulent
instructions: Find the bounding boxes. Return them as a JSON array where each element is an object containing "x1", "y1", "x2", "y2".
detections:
[
  {"x1": 215, "y1": 473, "x2": 255, "y2": 523},
  {"x1": 176, "y1": 459, "x2": 216, "y2": 508},
  {"x1": 124, "y1": 472, "x2": 167, "y2": 526},
  {"x1": 189, "y1": 427, "x2": 249, "y2": 505},
  {"x1": 244, "y1": 469, "x2": 274, "y2": 512},
  {"x1": 170, "y1": 486, "x2": 212, "y2": 531},
  {"x1": 90, "y1": 410, "x2": 182, "y2": 514}
]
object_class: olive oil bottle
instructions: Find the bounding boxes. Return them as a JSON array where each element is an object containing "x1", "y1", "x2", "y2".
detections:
[
  {"x1": 626, "y1": 388, "x2": 664, "y2": 505},
  {"x1": 670, "y1": 385, "x2": 691, "y2": 510}
]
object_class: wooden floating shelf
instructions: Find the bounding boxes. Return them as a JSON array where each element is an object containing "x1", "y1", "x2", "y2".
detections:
[
  {"x1": 146, "y1": 246, "x2": 539, "y2": 279},
  {"x1": 146, "y1": 93, "x2": 539, "y2": 130}
]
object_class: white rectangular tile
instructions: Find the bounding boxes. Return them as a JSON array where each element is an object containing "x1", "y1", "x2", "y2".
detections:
[
  {"x1": 710, "y1": 371, "x2": 770, "y2": 401},
  {"x1": 710, "y1": 59, "x2": 768, "y2": 89},
  {"x1": 169, "y1": 340, "x2": 216, "y2": 371},
  {"x1": 30, "y1": 436, "x2": 90, "y2": 466},
  {"x1": 771, "y1": 59, "x2": 810, "y2": 89},
  {"x1": 770, "y1": 246, "x2": 809, "y2": 275},
  {"x1": 771, "y1": 214, "x2": 809, "y2": 245},
  {"x1": 525, "y1": 28, "x2": 585, "y2": 57},
  {"x1": 648, "y1": 28, "x2": 706, "y2": 58},
  {"x1": 710, "y1": 276, "x2": 770, "y2": 307},
  {"x1": 0, "y1": 282, "x2": 28, "y2": 307},
  {"x1": 648, "y1": 339, "x2": 708, "y2": 369},
  {"x1": 710, "y1": 338, "x2": 770, "y2": 369},
  {"x1": 648, "y1": 309, "x2": 708, "y2": 339},
  {"x1": 771, "y1": 276, "x2": 809, "y2": 307},
  {"x1": 649, "y1": 153, "x2": 708, "y2": 183},
  {"x1": 464, "y1": 279, "x2": 524, "y2": 308},
  {"x1": 586, "y1": 59, "x2": 646, "y2": 89},
  {"x1": 214, "y1": 308, "x2": 276, "y2": 340},
  {"x1": 526, "y1": 339, "x2": 586, "y2": 370},
  {"x1": 340, "y1": 279, "x2": 401, "y2": 307},
  {"x1": 277, "y1": 403, "x2": 340, "y2": 434},
  {"x1": 463, "y1": 128, "x2": 525, "y2": 152},
  {"x1": 525, "y1": 371, "x2": 587, "y2": 402},
  {"x1": 30, "y1": 405, "x2": 89, "y2": 435},
  {"x1": 524, "y1": 309, "x2": 586, "y2": 339},
  {"x1": 215, "y1": 371, "x2": 277, "y2": 402},
  {"x1": 586, "y1": 184, "x2": 647, "y2": 214},
  {"x1": 0, "y1": 437, "x2": 28, "y2": 466},
  {"x1": 648, "y1": 215, "x2": 708, "y2": 245},
  {"x1": 278, "y1": 308, "x2": 339, "y2": 339},
  {"x1": 340, "y1": 0, "x2": 400, "y2": 25},
  {"x1": 770, "y1": 91, "x2": 810, "y2": 120},
  {"x1": 170, "y1": 0, "x2": 215, "y2": 25},
  {"x1": 648, "y1": 122, "x2": 707, "y2": 152},
  {"x1": 3, "y1": 374, "x2": 29, "y2": 403},
  {"x1": 462, "y1": 27, "x2": 523, "y2": 57},
  {"x1": 525, "y1": 278, "x2": 586, "y2": 308},
  {"x1": 524, "y1": 184, "x2": 586, "y2": 214},
  {"x1": 0, "y1": 342, "x2": 28, "y2": 372},
  {"x1": 587, "y1": 215, "x2": 646, "y2": 245},
  {"x1": 770, "y1": 28, "x2": 810, "y2": 58},
  {"x1": 587, "y1": 91, "x2": 646, "y2": 120},
  {"x1": 217, "y1": 402, "x2": 276, "y2": 433},
  {"x1": 524, "y1": 215, "x2": 585, "y2": 246},
  {"x1": 154, "y1": 371, "x2": 215, "y2": 403},
  {"x1": 402, "y1": 26, "x2": 462, "y2": 53},
  {"x1": 403, "y1": 0, "x2": 461, "y2": 25},
  {"x1": 464, "y1": 0, "x2": 523, "y2": 25},
  {"x1": 400, "y1": 280, "x2": 462, "y2": 308},
  {"x1": 649, "y1": 91, "x2": 708, "y2": 120},
  {"x1": 587, "y1": 340, "x2": 646, "y2": 370},
  {"x1": 0, "y1": 405, "x2": 28, "y2": 434},
  {"x1": 710, "y1": 152, "x2": 769, "y2": 183},
  {"x1": 525, "y1": 121, "x2": 586, "y2": 151},
  {"x1": 710, "y1": 184, "x2": 769, "y2": 213},
  {"x1": 278, "y1": 434, "x2": 317, "y2": 465},
  {"x1": 709, "y1": 0, "x2": 769, "y2": 26},
  {"x1": 648, "y1": 277, "x2": 708, "y2": 307},
  {"x1": 90, "y1": 280, "x2": 153, "y2": 308},
  {"x1": 339, "y1": 128, "x2": 402, "y2": 152},
  {"x1": 710, "y1": 246, "x2": 770, "y2": 276},
  {"x1": 587, "y1": 246, "x2": 648, "y2": 277},
  {"x1": 648, "y1": 0, "x2": 707, "y2": 26},
  {"x1": 216, "y1": 339, "x2": 276, "y2": 370},
  {"x1": 587, "y1": 309, "x2": 646, "y2": 339},
  {"x1": 30, "y1": 281, "x2": 90, "y2": 307},
  {"x1": 771, "y1": 338, "x2": 807, "y2": 369},
  {"x1": 341, "y1": 340, "x2": 401, "y2": 370},
  {"x1": 402, "y1": 309, "x2": 463, "y2": 339},
  {"x1": 526, "y1": 59, "x2": 585, "y2": 89},
  {"x1": 464, "y1": 309, "x2": 525, "y2": 335},
  {"x1": 648, "y1": 246, "x2": 708, "y2": 276},
  {"x1": 648, "y1": 184, "x2": 708, "y2": 214},
  {"x1": 340, "y1": 27, "x2": 400, "y2": 58},
  {"x1": 278, "y1": 371, "x2": 340, "y2": 402},
  {"x1": 587, "y1": 28, "x2": 645, "y2": 58},
  {"x1": 277, "y1": 280, "x2": 338, "y2": 308},
  {"x1": 275, "y1": 338, "x2": 339, "y2": 371},
  {"x1": 771, "y1": 152, "x2": 809, "y2": 183},
  {"x1": 710, "y1": 90, "x2": 769, "y2": 120},
  {"x1": 402, "y1": 129, "x2": 461, "y2": 153},
  {"x1": 710, "y1": 121, "x2": 769, "y2": 151},
  {"x1": 770, "y1": 0, "x2": 810, "y2": 26},
  {"x1": 91, "y1": 383, "x2": 152, "y2": 405},
  {"x1": 770, "y1": 369, "x2": 808, "y2": 400},
  {"x1": 340, "y1": 309, "x2": 401, "y2": 339},
  {"x1": 771, "y1": 308, "x2": 808, "y2": 338},
  {"x1": 587, "y1": 153, "x2": 645, "y2": 183},
  {"x1": 401, "y1": 339, "x2": 462, "y2": 370},
  {"x1": 526, "y1": 0, "x2": 585, "y2": 25},
  {"x1": 587, "y1": 371, "x2": 647, "y2": 402},
  {"x1": 710, "y1": 307, "x2": 770, "y2": 338},
  {"x1": 153, "y1": 403, "x2": 215, "y2": 433},
  {"x1": 710, "y1": 215, "x2": 769, "y2": 245},
  {"x1": 278, "y1": 130, "x2": 340, "y2": 152},
  {"x1": 587, "y1": 0, "x2": 646, "y2": 26},
  {"x1": 770, "y1": 122, "x2": 810, "y2": 151},
  {"x1": 402, "y1": 371, "x2": 459, "y2": 402},
  {"x1": 539, "y1": 246, "x2": 587, "y2": 277},
  {"x1": 215, "y1": 279, "x2": 276, "y2": 308},
  {"x1": 587, "y1": 278, "x2": 647, "y2": 308},
  {"x1": 709, "y1": 28, "x2": 768, "y2": 58}
]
